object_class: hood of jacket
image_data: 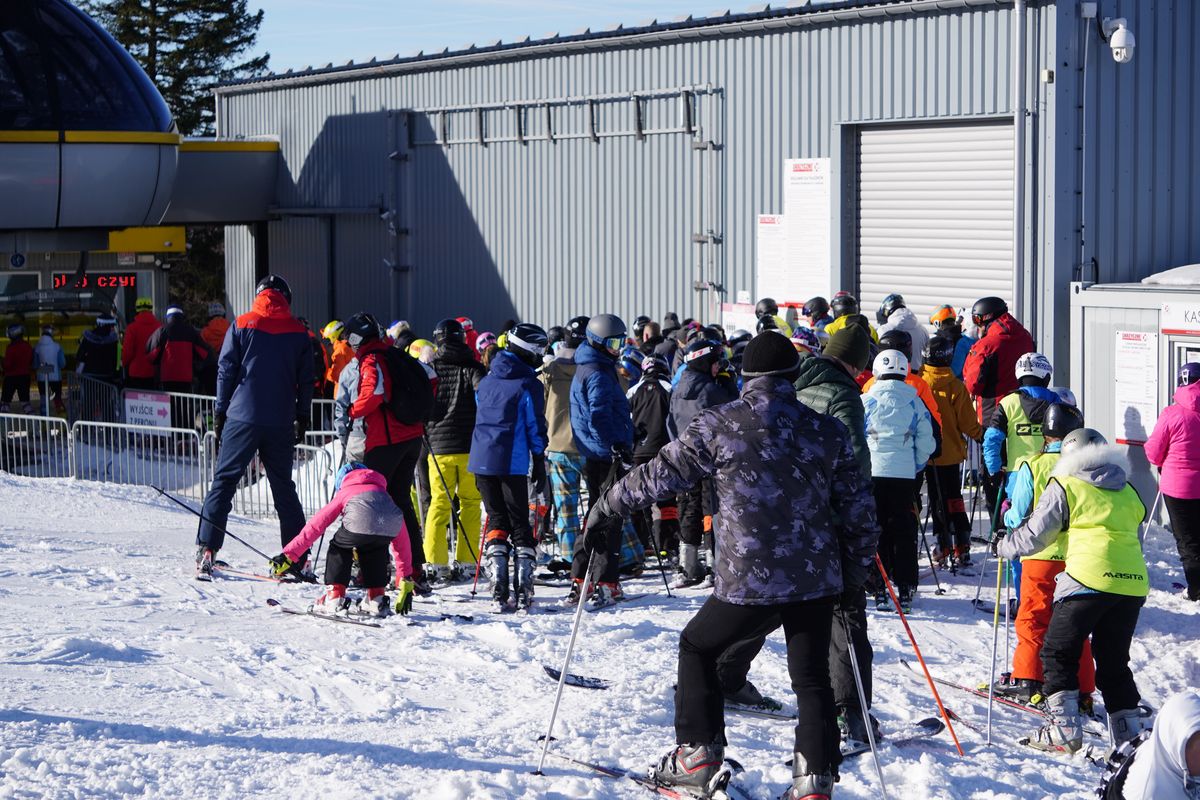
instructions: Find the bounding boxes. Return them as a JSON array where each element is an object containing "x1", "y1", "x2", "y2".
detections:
[
  {"x1": 1124, "y1": 690, "x2": 1200, "y2": 800},
  {"x1": 434, "y1": 340, "x2": 477, "y2": 366},
  {"x1": 982, "y1": 312, "x2": 1025, "y2": 340},
  {"x1": 1052, "y1": 443, "x2": 1130, "y2": 490},
  {"x1": 340, "y1": 468, "x2": 389, "y2": 493},
  {"x1": 488, "y1": 349, "x2": 535, "y2": 380},
  {"x1": 1174, "y1": 380, "x2": 1200, "y2": 414},
  {"x1": 882, "y1": 307, "x2": 922, "y2": 335},
  {"x1": 251, "y1": 289, "x2": 293, "y2": 319},
  {"x1": 574, "y1": 340, "x2": 615, "y2": 368},
  {"x1": 795, "y1": 353, "x2": 859, "y2": 395}
]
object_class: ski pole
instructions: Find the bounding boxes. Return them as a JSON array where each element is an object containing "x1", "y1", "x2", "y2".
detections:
[
  {"x1": 534, "y1": 550, "x2": 595, "y2": 776},
  {"x1": 470, "y1": 515, "x2": 486, "y2": 597},
  {"x1": 918, "y1": 481, "x2": 945, "y2": 595},
  {"x1": 973, "y1": 487, "x2": 1007, "y2": 609},
  {"x1": 1139, "y1": 490, "x2": 1162, "y2": 544},
  {"x1": 422, "y1": 434, "x2": 479, "y2": 565},
  {"x1": 841, "y1": 606, "x2": 889, "y2": 800},
  {"x1": 875, "y1": 554, "x2": 964, "y2": 757},
  {"x1": 986, "y1": 557, "x2": 1004, "y2": 746},
  {"x1": 1003, "y1": 560, "x2": 1013, "y2": 677},
  {"x1": 154, "y1": 486, "x2": 272, "y2": 561}
]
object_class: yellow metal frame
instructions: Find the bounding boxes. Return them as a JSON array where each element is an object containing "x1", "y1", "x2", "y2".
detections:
[
  {"x1": 0, "y1": 130, "x2": 182, "y2": 145},
  {"x1": 105, "y1": 226, "x2": 188, "y2": 254},
  {"x1": 180, "y1": 139, "x2": 279, "y2": 152}
]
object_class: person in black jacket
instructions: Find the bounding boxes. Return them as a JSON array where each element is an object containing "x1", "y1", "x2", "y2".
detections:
[
  {"x1": 75, "y1": 314, "x2": 120, "y2": 384},
  {"x1": 424, "y1": 318, "x2": 487, "y2": 583},
  {"x1": 669, "y1": 337, "x2": 739, "y2": 587},
  {"x1": 627, "y1": 354, "x2": 678, "y2": 560}
]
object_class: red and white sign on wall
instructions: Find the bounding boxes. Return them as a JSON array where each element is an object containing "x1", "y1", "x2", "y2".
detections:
[
  {"x1": 1161, "y1": 302, "x2": 1200, "y2": 336},
  {"x1": 124, "y1": 391, "x2": 171, "y2": 428},
  {"x1": 1113, "y1": 331, "x2": 1158, "y2": 446}
]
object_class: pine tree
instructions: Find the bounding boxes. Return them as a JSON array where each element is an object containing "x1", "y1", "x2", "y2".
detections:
[{"x1": 84, "y1": 0, "x2": 268, "y2": 136}]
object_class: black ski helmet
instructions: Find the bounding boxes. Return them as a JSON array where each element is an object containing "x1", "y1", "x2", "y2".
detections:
[
  {"x1": 971, "y1": 297, "x2": 1009, "y2": 328},
  {"x1": 830, "y1": 292, "x2": 858, "y2": 318},
  {"x1": 432, "y1": 317, "x2": 466, "y2": 346},
  {"x1": 923, "y1": 335, "x2": 955, "y2": 368},
  {"x1": 684, "y1": 338, "x2": 724, "y2": 373},
  {"x1": 255, "y1": 274, "x2": 292, "y2": 304},
  {"x1": 756, "y1": 315, "x2": 779, "y2": 334},
  {"x1": 727, "y1": 329, "x2": 752, "y2": 348},
  {"x1": 803, "y1": 296, "x2": 830, "y2": 320},
  {"x1": 877, "y1": 293, "x2": 906, "y2": 325},
  {"x1": 755, "y1": 298, "x2": 778, "y2": 319},
  {"x1": 546, "y1": 325, "x2": 566, "y2": 349},
  {"x1": 343, "y1": 312, "x2": 383, "y2": 350},
  {"x1": 506, "y1": 323, "x2": 549, "y2": 367},
  {"x1": 878, "y1": 329, "x2": 913, "y2": 361},
  {"x1": 632, "y1": 315, "x2": 652, "y2": 340},
  {"x1": 1043, "y1": 402, "x2": 1085, "y2": 440},
  {"x1": 1060, "y1": 427, "x2": 1107, "y2": 458},
  {"x1": 564, "y1": 315, "x2": 590, "y2": 348},
  {"x1": 585, "y1": 314, "x2": 627, "y2": 357}
]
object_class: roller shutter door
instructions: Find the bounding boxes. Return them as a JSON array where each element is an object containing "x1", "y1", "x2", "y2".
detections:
[{"x1": 857, "y1": 122, "x2": 1014, "y2": 326}]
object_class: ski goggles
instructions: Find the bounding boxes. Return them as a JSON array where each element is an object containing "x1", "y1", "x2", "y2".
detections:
[{"x1": 596, "y1": 334, "x2": 625, "y2": 354}]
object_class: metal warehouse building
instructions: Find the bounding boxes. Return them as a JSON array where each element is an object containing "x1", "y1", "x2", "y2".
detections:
[{"x1": 214, "y1": 0, "x2": 1200, "y2": 374}]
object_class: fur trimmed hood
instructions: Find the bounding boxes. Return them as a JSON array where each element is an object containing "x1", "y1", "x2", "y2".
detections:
[{"x1": 1052, "y1": 443, "x2": 1130, "y2": 490}]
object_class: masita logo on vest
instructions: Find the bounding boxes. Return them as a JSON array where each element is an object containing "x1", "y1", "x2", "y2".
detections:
[{"x1": 1102, "y1": 571, "x2": 1146, "y2": 581}]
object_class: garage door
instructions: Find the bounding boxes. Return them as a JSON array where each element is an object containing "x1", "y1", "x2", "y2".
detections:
[{"x1": 857, "y1": 122, "x2": 1014, "y2": 327}]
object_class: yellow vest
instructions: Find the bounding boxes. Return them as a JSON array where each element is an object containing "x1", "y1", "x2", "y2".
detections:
[
  {"x1": 1000, "y1": 392, "x2": 1042, "y2": 470},
  {"x1": 1054, "y1": 475, "x2": 1148, "y2": 597},
  {"x1": 1016, "y1": 452, "x2": 1064, "y2": 562}
]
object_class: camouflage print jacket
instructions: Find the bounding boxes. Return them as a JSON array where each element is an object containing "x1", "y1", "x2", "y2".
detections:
[{"x1": 606, "y1": 376, "x2": 880, "y2": 605}]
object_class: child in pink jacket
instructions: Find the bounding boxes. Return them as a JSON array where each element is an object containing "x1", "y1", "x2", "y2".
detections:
[
  {"x1": 1145, "y1": 363, "x2": 1200, "y2": 601},
  {"x1": 269, "y1": 463, "x2": 415, "y2": 617}
]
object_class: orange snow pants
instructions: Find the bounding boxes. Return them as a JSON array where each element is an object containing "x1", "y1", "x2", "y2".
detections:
[{"x1": 1014, "y1": 559, "x2": 1096, "y2": 692}]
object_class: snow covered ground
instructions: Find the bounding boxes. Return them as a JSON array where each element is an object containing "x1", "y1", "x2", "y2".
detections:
[{"x1": 0, "y1": 472, "x2": 1197, "y2": 799}]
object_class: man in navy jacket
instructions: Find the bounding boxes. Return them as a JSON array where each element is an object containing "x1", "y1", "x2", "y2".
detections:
[{"x1": 194, "y1": 276, "x2": 313, "y2": 581}]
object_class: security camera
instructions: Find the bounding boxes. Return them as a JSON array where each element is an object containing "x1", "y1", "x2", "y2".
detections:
[{"x1": 1103, "y1": 17, "x2": 1134, "y2": 64}]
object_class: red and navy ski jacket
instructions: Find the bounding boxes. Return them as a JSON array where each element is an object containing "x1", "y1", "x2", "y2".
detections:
[
  {"x1": 216, "y1": 290, "x2": 313, "y2": 427},
  {"x1": 148, "y1": 316, "x2": 213, "y2": 386},
  {"x1": 349, "y1": 338, "x2": 430, "y2": 450}
]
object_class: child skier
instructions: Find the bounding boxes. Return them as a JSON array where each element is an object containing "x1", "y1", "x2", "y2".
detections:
[
  {"x1": 920, "y1": 334, "x2": 983, "y2": 568},
  {"x1": 991, "y1": 401, "x2": 1096, "y2": 707},
  {"x1": 468, "y1": 323, "x2": 550, "y2": 611},
  {"x1": 996, "y1": 428, "x2": 1151, "y2": 753},
  {"x1": 268, "y1": 462, "x2": 415, "y2": 617},
  {"x1": 862, "y1": 349, "x2": 936, "y2": 611}
]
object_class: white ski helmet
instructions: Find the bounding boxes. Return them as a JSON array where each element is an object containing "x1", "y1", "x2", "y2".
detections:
[
  {"x1": 1015, "y1": 352, "x2": 1053, "y2": 381},
  {"x1": 872, "y1": 349, "x2": 909, "y2": 378},
  {"x1": 1060, "y1": 427, "x2": 1107, "y2": 458}
]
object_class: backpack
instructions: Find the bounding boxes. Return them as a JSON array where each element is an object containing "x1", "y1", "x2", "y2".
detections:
[{"x1": 380, "y1": 347, "x2": 434, "y2": 425}]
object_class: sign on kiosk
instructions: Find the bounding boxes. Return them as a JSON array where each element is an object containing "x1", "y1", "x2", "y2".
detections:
[{"x1": 125, "y1": 390, "x2": 171, "y2": 428}]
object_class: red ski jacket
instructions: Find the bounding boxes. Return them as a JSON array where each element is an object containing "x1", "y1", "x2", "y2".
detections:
[
  {"x1": 123, "y1": 311, "x2": 161, "y2": 380},
  {"x1": 962, "y1": 313, "x2": 1035, "y2": 425},
  {"x1": 350, "y1": 338, "x2": 432, "y2": 450},
  {"x1": 148, "y1": 317, "x2": 213, "y2": 386}
]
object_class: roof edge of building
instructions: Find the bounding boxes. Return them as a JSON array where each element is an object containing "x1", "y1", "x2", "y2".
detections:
[{"x1": 215, "y1": 0, "x2": 1014, "y2": 96}]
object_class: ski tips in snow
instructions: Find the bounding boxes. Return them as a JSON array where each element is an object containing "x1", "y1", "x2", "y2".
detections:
[{"x1": 542, "y1": 664, "x2": 610, "y2": 690}]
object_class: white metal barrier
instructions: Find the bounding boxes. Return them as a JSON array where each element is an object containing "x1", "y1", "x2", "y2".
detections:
[
  {"x1": 202, "y1": 432, "x2": 333, "y2": 518},
  {"x1": 311, "y1": 398, "x2": 337, "y2": 432},
  {"x1": 0, "y1": 414, "x2": 72, "y2": 478},
  {"x1": 71, "y1": 421, "x2": 206, "y2": 502},
  {"x1": 67, "y1": 375, "x2": 122, "y2": 424}
]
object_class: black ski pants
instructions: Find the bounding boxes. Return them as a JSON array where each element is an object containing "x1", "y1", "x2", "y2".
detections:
[
  {"x1": 925, "y1": 464, "x2": 970, "y2": 552},
  {"x1": 1041, "y1": 591, "x2": 1144, "y2": 713},
  {"x1": 325, "y1": 526, "x2": 391, "y2": 589},
  {"x1": 364, "y1": 437, "x2": 424, "y2": 572},
  {"x1": 874, "y1": 477, "x2": 919, "y2": 589},
  {"x1": 570, "y1": 458, "x2": 623, "y2": 583},
  {"x1": 1164, "y1": 495, "x2": 1200, "y2": 600},
  {"x1": 477, "y1": 474, "x2": 534, "y2": 549},
  {"x1": 715, "y1": 590, "x2": 873, "y2": 711},
  {"x1": 2, "y1": 375, "x2": 30, "y2": 404},
  {"x1": 678, "y1": 483, "x2": 708, "y2": 548},
  {"x1": 677, "y1": 594, "x2": 840, "y2": 774}
]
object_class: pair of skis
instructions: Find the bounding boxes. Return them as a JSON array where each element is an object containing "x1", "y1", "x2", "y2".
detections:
[
  {"x1": 265, "y1": 597, "x2": 474, "y2": 627},
  {"x1": 542, "y1": 750, "x2": 751, "y2": 800}
]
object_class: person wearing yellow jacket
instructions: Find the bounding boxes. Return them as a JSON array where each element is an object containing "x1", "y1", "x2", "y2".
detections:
[
  {"x1": 920, "y1": 335, "x2": 983, "y2": 567},
  {"x1": 996, "y1": 428, "x2": 1151, "y2": 754},
  {"x1": 823, "y1": 292, "x2": 879, "y2": 343}
]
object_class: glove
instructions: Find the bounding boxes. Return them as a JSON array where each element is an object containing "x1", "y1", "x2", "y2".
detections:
[
  {"x1": 990, "y1": 531, "x2": 1006, "y2": 558},
  {"x1": 611, "y1": 442, "x2": 634, "y2": 468},
  {"x1": 394, "y1": 578, "x2": 415, "y2": 616},
  {"x1": 530, "y1": 454, "x2": 547, "y2": 487},
  {"x1": 294, "y1": 415, "x2": 308, "y2": 445},
  {"x1": 842, "y1": 559, "x2": 869, "y2": 596},
  {"x1": 213, "y1": 412, "x2": 226, "y2": 451},
  {"x1": 268, "y1": 553, "x2": 298, "y2": 578},
  {"x1": 583, "y1": 494, "x2": 617, "y2": 552}
]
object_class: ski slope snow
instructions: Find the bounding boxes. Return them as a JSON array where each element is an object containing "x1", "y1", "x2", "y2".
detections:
[{"x1": 0, "y1": 472, "x2": 1197, "y2": 799}]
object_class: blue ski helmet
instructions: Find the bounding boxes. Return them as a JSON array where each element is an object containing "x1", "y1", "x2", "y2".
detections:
[{"x1": 335, "y1": 461, "x2": 368, "y2": 491}]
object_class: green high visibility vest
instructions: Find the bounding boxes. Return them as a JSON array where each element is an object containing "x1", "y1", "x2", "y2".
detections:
[
  {"x1": 1054, "y1": 475, "x2": 1148, "y2": 597},
  {"x1": 1000, "y1": 392, "x2": 1042, "y2": 470},
  {"x1": 1015, "y1": 452, "x2": 1064, "y2": 562}
]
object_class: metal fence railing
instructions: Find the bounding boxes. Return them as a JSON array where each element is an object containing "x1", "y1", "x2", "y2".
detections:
[
  {"x1": 311, "y1": 398, "x2": 337, "y2": 432},
  {"x1": 0, "y1": 414, "x2": 72, "y2": 478},
  {"x1": 67, "y1": 375, "x2": 122, "y2": 425},
  {"x1": 71, "y1": 421, "x2": 206, "y2": 502},
  {"x1": 202, "y1": 433, "x2": 333, "y2": 518}
]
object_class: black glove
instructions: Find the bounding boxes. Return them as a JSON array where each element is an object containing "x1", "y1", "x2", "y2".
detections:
[
  {"x1": 990, "y1": 530, "x2": 1006, "y2": 558},
  {"x1": 530, "y1": 454, "x2": 547, "y2": 487},
  {"x1": 842, "y1": 559, "x2": 869, "y2": 596},
  {"x1": 294, "y1": 415, "x2": 308, "y2": 445},
  {"x1": 213, "y1": 412, "x2": 226, "y2": 452},
  {"x1": 583, "y1": 494, "x2": 617, "y2": 552},
  {"x1": 268, "y1": 553, "x2": 302, "y2": 578},
  {"x1": 611, "y1": 442, "x2": 634, "y2": 469},
  {"x1": 984, "y1": 470, "x2": 1006, "y2": 495}
]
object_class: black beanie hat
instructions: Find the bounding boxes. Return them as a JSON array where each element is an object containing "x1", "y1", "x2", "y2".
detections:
[
  {"x1": 824, "y1": 324, "x2": 871, "y2": 373},
  {"x1": 741, "y1": 331, "x2": 801, "y2": 377}
]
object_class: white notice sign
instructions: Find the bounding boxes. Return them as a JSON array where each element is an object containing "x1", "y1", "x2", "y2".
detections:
[
  {"x1": 125, "y1": 390, "x2": 171, "y2": 428},
  {"x1": 1113, "y1": 331, "x2": 1158, "y2": 446},
  {"x1": 779, "y1": 158, "x2": 833, "y2": 304},
  {"x1": 720, "y1": 303, "x2": 758, "y2": 336},
  {"x1": 755, "y1": 214, "x2": 788, "y2": 300}
]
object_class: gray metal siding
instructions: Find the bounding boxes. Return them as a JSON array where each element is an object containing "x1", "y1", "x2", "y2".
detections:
[
  {"x1": 217, "y1": 2, "x2": 1064, "y2": 338},
  {"x1": 223, "y1": 225, "x2": 257, "y2": 316}
]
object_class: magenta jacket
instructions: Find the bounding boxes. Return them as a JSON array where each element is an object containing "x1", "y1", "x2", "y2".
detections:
[
  {"x1": 1146, "y1": 381, "x2": 1200, "y2": 500},
  {"x1": 283, "y1": 468, "x2": 414, "y2": 580}
]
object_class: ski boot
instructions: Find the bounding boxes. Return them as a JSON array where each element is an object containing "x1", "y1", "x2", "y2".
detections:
[
  {"x1": 649, "y1": 743, "x2": 730, "y2": 797},
  {"x1": 588, "y1": 581, "x2": 624, "y2": 609},
  {"x1": 783, "y1": 753, "x2": 834, "y2": 800},
  {"x1": 837, "y1": 704, "x2": 880, "y2": 755},
  {"x1": 195, "y1": 547, "x2": 215, "y2": 582},
  {"x1": 670, "y1": 543, "x2": 705, "y2": 589},
  {"x1": 562, "y1": 578, "x2": 589, "y2": 607},
  {"x1": 425, "y1": 563, "x2": 452, "y2": 587},
  {"x1": 931, "y1": 546, "x2": 951, "y2": 570},
  {"x1": 486, "y1": 535, "x2": 511, "y2": 610},
  {"x1": 357, "y1": 591, "x2": 393, "y2": 618},
  {"x1": 991, "y1": 674, "x2": 1042, "y2": 704},
  {"x1": 955, "y1": 545, "x2": 973, "y2": 568},
  {"x1": 1022, "y1": 689, "x2": 1083, "y2": 754},
  {"x1": 724, "y1": 680, "x2": 781, "y2": 711},
  {"x1": 451, "y1": 561, "x2": 476, "y2": 583},
  {"x1": 873, "y1": 591, "x2": 891, "y2": 612},
  {"x1": 897, "y1": 585, "x2": 915, "y2": 613},
  {"x1": 1107, "y1": 704, "x2": 1153, "y2": 747},
  {"x1": 411, "y1": 573, "x2": 434, "y2": 597},
  {"x1": 311, "y1": 591, "x2": 352, "y2": 616},
  {"x1": 513, "y1": 546, "x2": 536, "y2": 611}
]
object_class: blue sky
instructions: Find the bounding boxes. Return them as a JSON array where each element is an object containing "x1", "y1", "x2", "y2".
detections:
[{"x1": 250, "y1": 1, "x2": 722, "y2": 72}]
